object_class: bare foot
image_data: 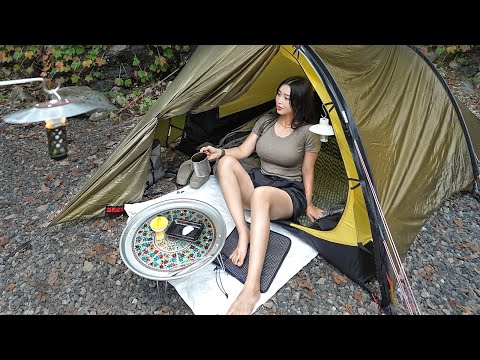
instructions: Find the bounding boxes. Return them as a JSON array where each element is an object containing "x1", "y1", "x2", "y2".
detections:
[
  {"x1": 229, "y1": 231, "x2": 249, "y2": 267},
  {"x1": 226, "y1": 287, "x2": 260, "y2": 315}
]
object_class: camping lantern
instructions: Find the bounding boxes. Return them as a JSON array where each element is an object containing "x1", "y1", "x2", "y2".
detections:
[
  {"x1": 309, "y1": 116, "x2": 334, "y2": 142},
  {"x1": 45, "y1": 115, "x2": 68, "y2": 160},
  {"x1": 0, "y1": 77, "x2": 98, "y2": 160}
]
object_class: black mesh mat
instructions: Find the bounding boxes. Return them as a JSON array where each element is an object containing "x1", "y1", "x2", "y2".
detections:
[{"x1": 215, "y1": 224, "x2": 291, "y2": 293}]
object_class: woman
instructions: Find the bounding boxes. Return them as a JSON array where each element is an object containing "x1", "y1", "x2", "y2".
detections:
[{"x1": 200, "y1": 76, "x2": 325, "y2": 315}]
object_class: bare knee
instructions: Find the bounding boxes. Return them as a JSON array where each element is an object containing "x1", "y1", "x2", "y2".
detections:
[
  {"x1": 250, "y1": 187, "x2": 271, "y2": 209},
  {"x1": 217, "y1": 155, "x2": 238, "y2": 177}
]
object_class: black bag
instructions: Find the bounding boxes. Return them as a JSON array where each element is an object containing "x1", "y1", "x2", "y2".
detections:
[{"x1": 145, "y1": 139, "x2": 165, "y2": 188}]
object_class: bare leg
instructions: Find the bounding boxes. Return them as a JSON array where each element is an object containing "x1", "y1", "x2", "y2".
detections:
[
  {"x1": 216, "y1": 156, "x2": 254, "y2": 266},
  {"x1": 227, "y1": 186, "x2": 294, "y2": 315}
]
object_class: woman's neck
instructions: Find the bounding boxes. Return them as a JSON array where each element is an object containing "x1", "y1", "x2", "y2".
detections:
[{"x1": 277, "y1": 114, "x2": 293, "y2": 128}]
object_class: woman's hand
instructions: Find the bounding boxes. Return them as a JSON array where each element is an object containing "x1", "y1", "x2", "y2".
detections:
[
  {"x1": 305, "y1": 204, "x2": 325, "y2": 223},
  {"x1": 199, "y1": 145, "x2": 222, "y2": 160}
]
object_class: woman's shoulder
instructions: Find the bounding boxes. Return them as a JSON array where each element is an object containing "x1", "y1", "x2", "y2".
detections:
[
  {"x1": 252, "y1": 113, "x2": 275, "y2": 135},
  {"x1": 296, "y1": 123, "x2": 314, "y2": 134},
  {"x1": 257, "y1": 112, "x2": 275, "y2": 124}
]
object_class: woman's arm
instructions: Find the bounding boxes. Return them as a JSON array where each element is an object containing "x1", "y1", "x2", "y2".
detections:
[
  {"x1": 200, "y1": 132, "x2": 258, "y2": 160},
  {"x1": 302, "y1": 151, "x2": 324, "y2": 222}
]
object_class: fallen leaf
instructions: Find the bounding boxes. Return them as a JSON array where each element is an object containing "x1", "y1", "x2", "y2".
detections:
[
  {"x1": 52, "y1": 191, "x2": 65, "y2": 200},
  {"x1": 93, "y1": 243, "x2": 104, "y2": 253},
  {"x1": 454, "y1": 219, "x2": 463, "y2": 227},
  {"x1": 100, "y1": 224, "x2": 110, "y2": 231},
  {"x1": 332, "y1": 272, "x2": 349, "y2": 285},
  {"x1": 85, "y1": 248, "x2": 96, "y2": 259},
  {"x1": 107, "y1": 254, "x2": 117, "y2": 265},
  {"x1": 353, "y1": 290, "x2": 363, "y2": 301},
  {"x1": 5, "y1": 283, "x2": 16, "y2": 292},
  {"x1": 345, "y1": 304, "x2": 353, "y2": 314},
  {"x1": 424, "y1": 265, "x2": 435, "y2": 273},
  {"x1": 37, "y1": 292, "x2": 47, "y2": 302},
  {"x1": 24, "y1": 197, "x2": 40, "y2": 205},
  {"x1": 297, "y1": 277, "x2": 313, "y2": 290},
  {"x1": 160, "y1": 305, "x2": 173, "y2": 314},
  {"x1": 46, "y1": 172, "x2": 57, "y2": 181},
  {"x1": 447, "y1": 298, "x2": 458, "y2": 309},
  {"x1": 263, "y1": 301, "x2": 275, "y2": 309},
  {"x1": 421, "y1": 273, "x2": 434, "y2": 281},
  {"x1": 47, "y1": 271, "x2": 59, "y2": 286}
]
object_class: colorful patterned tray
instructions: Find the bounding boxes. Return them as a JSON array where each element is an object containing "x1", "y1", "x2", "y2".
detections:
[{"x1": 119, "y1": 198, "x2": 226, "y2": 281}]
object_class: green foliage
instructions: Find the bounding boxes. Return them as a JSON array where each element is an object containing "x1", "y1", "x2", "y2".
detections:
[
  {"x1": 420, "y1": 45, "x2": 478, "y2": 65},
  {"x1": 0, "y1": 45, "x2": 192, "y2": 89}
]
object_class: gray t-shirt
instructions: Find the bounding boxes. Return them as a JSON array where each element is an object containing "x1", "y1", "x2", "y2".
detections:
[{"x1": 252, "y1": 114, "x2": 321, "y2": 182}]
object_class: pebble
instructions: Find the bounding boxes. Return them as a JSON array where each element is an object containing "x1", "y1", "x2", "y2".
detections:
[{"x1": 1, "y1": 78, "x2": 479, "y2": 316}]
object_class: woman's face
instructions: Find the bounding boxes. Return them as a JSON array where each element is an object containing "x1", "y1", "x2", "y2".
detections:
[{"x1": 276, "y1": 84, "x2": 293, "y2": 116}]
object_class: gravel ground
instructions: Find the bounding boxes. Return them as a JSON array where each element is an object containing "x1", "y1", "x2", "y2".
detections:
[{"x1": 0, "y1": 70, "x2": 479, "y2": 316}]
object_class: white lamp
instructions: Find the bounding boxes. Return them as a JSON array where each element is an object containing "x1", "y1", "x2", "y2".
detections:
[{"x1": 309, "y1": 116, "x2": 334, "y2": 142}]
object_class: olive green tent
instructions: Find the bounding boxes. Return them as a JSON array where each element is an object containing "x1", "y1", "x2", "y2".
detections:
[{"x1": 50, "y1": 45, "x2": 480, "y2": 314}]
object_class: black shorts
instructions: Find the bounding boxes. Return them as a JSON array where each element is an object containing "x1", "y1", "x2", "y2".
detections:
[{"x1": 247, "y1": 168, "x2": 307, "y2": 222}]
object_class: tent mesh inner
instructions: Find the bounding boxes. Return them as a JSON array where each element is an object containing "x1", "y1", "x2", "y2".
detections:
[{"x1": 297, "y1": 135, "x2": 349, "y2": 226}]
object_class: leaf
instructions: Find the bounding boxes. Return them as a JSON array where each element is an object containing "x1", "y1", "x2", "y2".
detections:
[
  {"x1": 47, "y1": 271, "x2": 59, "y2": 286},
  {"x1": 95, "y1": 57, "x2": 106, "y2": 66},
  {"x1": 46, "y1": 172, "x2": 57, "y2": 181},
  {"x1": 25, "y1": 197, "x2": 40, "y2": 205},
  {"x1": 332, "y1": 272, "x2": 349, "y2": 285},
  {"x1": 5, "y1": 283, "x2": 16, "y2": 292},
  {"x1": 82, "y1": 59, "x2": 93, "y2": 68},
  {"x1": 453, "y1": 219, "x2": 463, "y2": 227},
  {"x1": 447, "y1": 298, "x2": 459, "y2": 309},
  {"x1": 297, "y1": 277, "x2": 313, "y2": 290},
  {"x1": 107, "y1": 254, "x2": 117, "y2": 265},
  {"x1": 84, "y1": 248, "x2": 96, "y2": 259},
  {"x1": 446, "y1": 45, "x2": 458, "y2": 54},
  {"x1": 421, "y1": 273, "x2": 433, "y2": 281},
  {"x1": 263, "y1": 301, "x2": 275, "y2": 309},
  {"x1": 55, "y1": 61, "x2": 64, "y2": 71},
  {"x1": 75, "y1": 46, "x2": 85, "y2": 55},
  {"x1": 37, "y1": 292, "x2": 47, "y2": 302},
  {"x1": 159, "y1": 305, "x2": 173, "y2": 314},
  {"x1": 345, "y1": 304, "x2": 353, "y2": 314},
  {"x1": 71, "y1": 61, "x2": 81, "y2": 70},
  {"x1": 115, "y1": 78, "x2": 124, "y2": 86},
  {"x1": 13, "y1": 51, "x2": 23, "y2": 60},
  {"x1": 353, "y1": 290, "x2": 363, "y2": 301}
]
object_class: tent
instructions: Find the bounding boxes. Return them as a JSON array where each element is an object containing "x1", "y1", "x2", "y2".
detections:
[{"x1": 50, "y1": 45, "x2": 480, "y2": 314}]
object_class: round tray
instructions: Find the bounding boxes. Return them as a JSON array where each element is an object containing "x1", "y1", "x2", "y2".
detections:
[{"x1": 119, "y1": 198, "x2": 226, "y2": 281}]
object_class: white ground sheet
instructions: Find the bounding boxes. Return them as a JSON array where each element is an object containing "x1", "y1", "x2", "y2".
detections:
[{"x1": 124, "y1": 176, "x2": 318, "y2": 315}]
